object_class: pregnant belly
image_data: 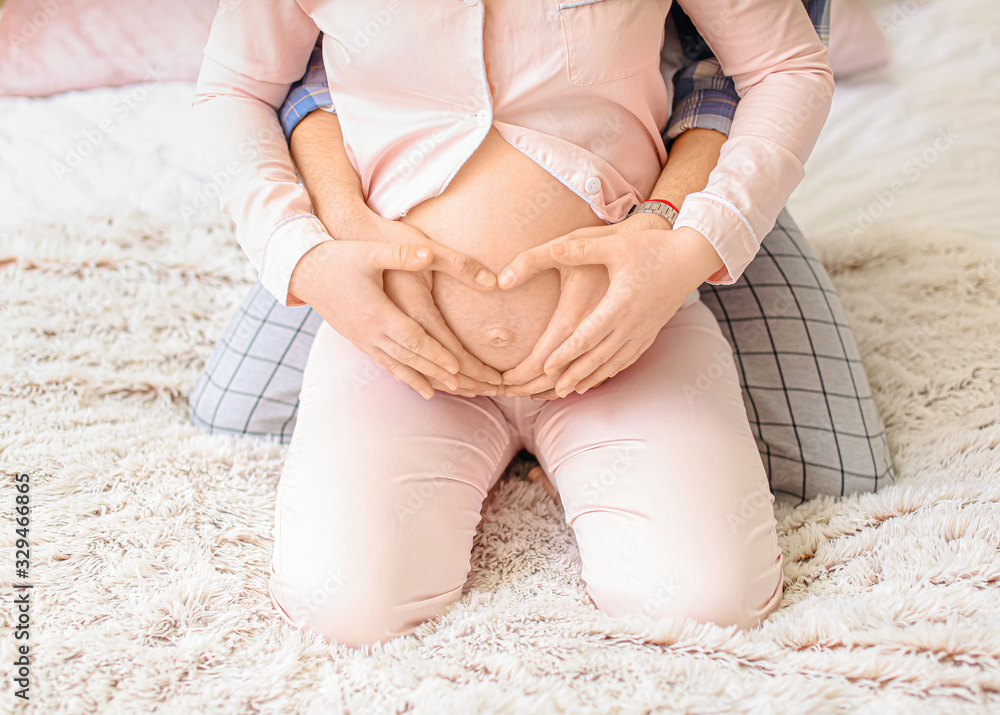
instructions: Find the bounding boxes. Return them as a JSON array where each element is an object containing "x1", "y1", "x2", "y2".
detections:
[{"x1": 398, "y1": 128, "x2": 606, "y2": 373}]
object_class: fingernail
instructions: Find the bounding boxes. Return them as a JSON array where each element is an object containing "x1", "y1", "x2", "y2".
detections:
[
  {"x1": 475, "y1": 269, "x2": 496, "y2": 287},
  {"x1": 551, "y1": 243, "x2": 566, "y2": 257},
  {"x1": 485, "y1": 389, "x2": 498, "y2": 397},
  {"x1": 415, "y1": 248, "x2": 429, "y2": 260},
  {"x1": 498, "y1": 271, "x2": 513, "y2": 287},
  {"x1": 557, "y1": 387, "x2": 569, "y2": 398},
  {"x1": 445, "y1": 379, "x2": 459, "y2": 390},
  {"x1": 578, "y1": 385, "x2": 590, "y2": 395},
  {"x1": 420, "y1": 388, "x2": 433, "y2": 399}
]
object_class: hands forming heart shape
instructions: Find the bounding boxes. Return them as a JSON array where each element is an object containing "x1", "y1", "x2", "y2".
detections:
[{"x1": 381, "y1": 210, "x2": 720, "y2": 401}]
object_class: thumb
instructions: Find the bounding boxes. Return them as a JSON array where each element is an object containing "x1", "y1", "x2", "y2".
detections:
[{"x1": 366, "y1": 242, "x2": 434, "y2": 272}]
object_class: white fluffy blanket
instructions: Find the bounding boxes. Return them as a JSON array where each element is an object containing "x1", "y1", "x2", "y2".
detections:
[{"x1": 1, "y1": 212, "x2": 998, "y2": 713}]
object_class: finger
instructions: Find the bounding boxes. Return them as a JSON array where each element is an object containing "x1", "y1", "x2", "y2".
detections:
[
  {"x1": 366, "y1": 278, "x2": 462, "y2": 373},
  {"x1": 454, "y1": 353, "x2": 504, "y2": 387},
  {"x1": 371, "y1": 293, "x2": 462, "y2": 378},
  {"x1": 542, "y1": 307, "x2": 617, "y2": 376},
  {"x1": 368, "y1": 346, "x2": 435, "y2": 399},
  {"x1": 500, "y1": 276, "x2": 595, "y2": 386},
  {"x1": 430, "y1": 245, "x2": 498, "y2": 291},
  {"x1": 548, "y1": 235, "x2": 616, "y2": 267},
  {"x1": 500, "y1": 330, "x2": 562, "y2": 388},
  {"x1": 596, "y1": 338, "x2": 654, "y2": 385},
  {"x1": 554, "y1": 334, "x2": 631, "y2": 397},
  {"x1": 383, "y1": 271, "x2": 502, "y2": 386},
  {"x1": 380, "y1": 288, "x2": 502, "y2": 391},
  {"x1": 379, "y1": 334, "x2": 464, "y2": 390},
  {"x1": 426, "y1": 374, "x2": 497, "y2": 397},
  {"x1": 366, "y1": 242, "x2": 435, "y2": 273},
  {"x1": 429, "y1": 369, "x2": 500, "y2": 395},
  {"x1": 495, "y1": 244, "x2": 563, "y2": 290},
  {"x1": 501, "y1": 370, "x2": 560, "y2": 398},
  {"x1": 500, "y1": 338, "x2": 551, "y2": 388},
  {"x1": 542, "y1": 283, "x2": 634, "y2": 375},
  {"x1": 387, "y1": 222, "x2": 498, "y2": 292},
  {"x1": 529, "y1": 388, "x2": 558, "y2": 402},
  {"x1": 452, "y1": 372, "x2": 501, "y2": 394},
  {"x1": 572, "y1": 339, "x2": 642, "y2": 395},
  {"x1": 413, "y1": 297, "x2": 503, "y2": 387}
]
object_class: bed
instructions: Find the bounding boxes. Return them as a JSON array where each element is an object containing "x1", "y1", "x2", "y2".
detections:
[
  {"x1": 2, "y1": 0, "x2": 997, "y2": 246},
  {"x1": 1, "y1": 0, "x2": 998, "y2": 711}
]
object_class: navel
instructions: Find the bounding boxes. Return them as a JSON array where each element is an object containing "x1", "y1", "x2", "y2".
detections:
[{"x1": 485, "y1": 326, "x2": 516, "y2": 346}]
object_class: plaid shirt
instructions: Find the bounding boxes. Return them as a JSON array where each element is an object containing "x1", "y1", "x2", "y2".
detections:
[{"x1": 278, "y1": 0, "x2": 829, "y2": 145}]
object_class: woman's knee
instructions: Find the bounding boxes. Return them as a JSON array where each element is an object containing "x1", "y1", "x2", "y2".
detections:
[
  {"x1": 587, "y1": 560, "x2": 783, "y2": 631},
  {"x1": 269, "y1": 565, "x2": 461, "y2": 649}
]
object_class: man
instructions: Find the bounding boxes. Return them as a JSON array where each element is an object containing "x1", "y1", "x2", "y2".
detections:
[{"x1": 190, "y1": 0, "x2": 891, "y2": 503}]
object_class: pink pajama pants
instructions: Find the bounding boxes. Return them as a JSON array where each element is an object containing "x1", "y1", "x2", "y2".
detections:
[{"x1": 267, "y1": 299, "x2": 784, "y2": 648}]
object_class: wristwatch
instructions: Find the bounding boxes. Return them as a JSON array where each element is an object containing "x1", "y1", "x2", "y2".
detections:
[{"x1": 625, "y1": 199, "x2": 679, "y2": 228}]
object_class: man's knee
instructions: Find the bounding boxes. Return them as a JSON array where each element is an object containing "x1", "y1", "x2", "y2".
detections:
[
  {"x1": 187, "y1": 281, "x2": 317, "y2": 441},
  {"x1": 187, "y1": 367, "x2": 299, "y2": 442}
]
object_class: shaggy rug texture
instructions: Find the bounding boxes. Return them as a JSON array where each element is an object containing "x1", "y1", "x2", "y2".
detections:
[{"x1": 1, "y1": 212, "x2": 999, "y2": 714}]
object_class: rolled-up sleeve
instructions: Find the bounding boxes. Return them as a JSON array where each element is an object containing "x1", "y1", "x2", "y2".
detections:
[
  {"x1": 191, "y1": 3, "x2": 330, "y2": 307},
  {"x1": 279, "y1": 39, "x2": 336, "y2": 143},
  {"x1": 666, "y1": 57, "x2": 738, "y2": 142},
  {"x1": 665, "y1": 0, "x2": 829, "y2": 143},
  {"x1": 672, "y1": 0, "x2": 835, "y2": 285}
]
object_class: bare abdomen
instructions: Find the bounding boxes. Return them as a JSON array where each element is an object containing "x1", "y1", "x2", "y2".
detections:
[{"x1": 399, "y1": 128, "x2": 606, "y2": 373}]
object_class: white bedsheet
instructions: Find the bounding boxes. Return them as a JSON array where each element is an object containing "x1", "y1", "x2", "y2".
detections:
[
  {"x1": 788, "y1": 0, "x2": 1000, "y2": 245},
  {"x1": 1, "y1": 0, "x2": 997, "y2": 248},
  {"x1": 0, "y1": 81, "x2": 212, "y2": 227}
]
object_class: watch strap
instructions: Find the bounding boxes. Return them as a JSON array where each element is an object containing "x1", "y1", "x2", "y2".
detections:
[{"x1": 626, "y1": 199, "x2": 679, "y2": 227}]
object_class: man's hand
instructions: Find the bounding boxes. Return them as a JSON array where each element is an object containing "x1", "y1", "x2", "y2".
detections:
[{"x1": 495, "y1": 214, "x2": 724, "y2": 398}]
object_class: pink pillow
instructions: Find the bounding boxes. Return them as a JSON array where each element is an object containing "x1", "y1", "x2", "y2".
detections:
[
  {"x1": 0, "y1": 0, "x2": 218, "y2": 97},
  {"x1": 828, "y1": 0, "x2": 891, "y2": 78}
]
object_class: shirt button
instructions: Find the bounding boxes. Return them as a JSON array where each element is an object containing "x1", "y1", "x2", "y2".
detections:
[
  {"x1": 476, "y1": 109, "x2": 491, "y2": 129},
  {"x1": 464, "y1": 0, "x2": 479, "y2": 6},
  {"x1": 585, "y1": 176, "x2": 602, "y2": 195}
]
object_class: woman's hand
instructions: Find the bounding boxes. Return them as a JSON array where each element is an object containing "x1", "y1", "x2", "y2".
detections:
[
  {"x1": 497, "y1": 262, "x2": 609, "y2": 399},
  {"x1": 381, "y1": 267, "x2": 504, "y2": 396},
  {"x1": 357, "y1": 216, "x2": 505, "y2": 395},
  {"x1": 289, "y1": 236, "x2": 494, "y2": 400},
  {"x1": 495, "y1": 215, "x2": 725, "y2": 398}
]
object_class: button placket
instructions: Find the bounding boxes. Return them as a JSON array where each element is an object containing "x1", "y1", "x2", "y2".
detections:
[{"x1": 464, "y1": 0, "x2": 491, "y2": 133}]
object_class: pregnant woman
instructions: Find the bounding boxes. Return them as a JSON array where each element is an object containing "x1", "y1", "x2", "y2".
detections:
[{"x1": 194, "y1": 1, "x2": 834, "y2": 648}]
